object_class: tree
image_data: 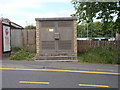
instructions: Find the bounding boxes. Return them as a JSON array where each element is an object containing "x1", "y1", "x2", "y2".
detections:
[
  {"x1": 24, "y1": 25, "x2": 36, "y2": 29},
  {"x1": 71, "y1": 1, "x2": 120, "y2": 34},
  {"x1": 77, "y1": 22, "x2": 116, "y2": 37}
]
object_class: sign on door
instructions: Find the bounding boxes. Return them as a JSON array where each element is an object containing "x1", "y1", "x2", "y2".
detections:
[{"x1": 3, "y1": 25, "x2": 11, "y2": 52}]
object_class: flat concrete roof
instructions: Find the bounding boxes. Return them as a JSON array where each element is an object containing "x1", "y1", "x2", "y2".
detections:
[{"x1": 35, "y1": 17, "x2": 77, "y2": 21}]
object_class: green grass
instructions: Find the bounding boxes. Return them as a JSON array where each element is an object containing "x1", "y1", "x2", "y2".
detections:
[
  {"x1": 78, "y1": 47, "x2": 120, "y2": 64},
  {"x1": 10, "y1": 49, "x2": 35, "y2": 61}
]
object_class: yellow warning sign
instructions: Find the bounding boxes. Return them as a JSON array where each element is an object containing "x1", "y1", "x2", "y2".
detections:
[
  {"x1": 46, "y1": 28, "x2": 50, "y2": 32},
  {"x1": 46, "y1": 28, "x2": 54, "y2": 32}
]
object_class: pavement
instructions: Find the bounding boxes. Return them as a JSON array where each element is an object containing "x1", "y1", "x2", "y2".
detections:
[{"x1": 1, "y1": 57, "x2": 119, "y2": 73}]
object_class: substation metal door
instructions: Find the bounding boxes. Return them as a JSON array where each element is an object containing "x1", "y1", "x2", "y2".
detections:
[{"x1": 40, "y1": 21, "x2": 73, "y2": 54}]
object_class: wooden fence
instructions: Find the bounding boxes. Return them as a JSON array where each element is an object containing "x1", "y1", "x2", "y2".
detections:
[
  {"x1": 11, "y1": 30, "x2": 119, "y2": 53},
  {"x1": 11, "y1": 29, "x2": 36, "y2": 52},
  {"x1": 77, "y1": 40, "x2": 120, "y2": 52}
]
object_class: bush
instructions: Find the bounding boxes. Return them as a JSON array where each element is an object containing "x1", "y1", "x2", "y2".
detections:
[
  {"x1": 78, "y1": 47, "x2": 120, "y2": 64},
  {"x1": 10, "y1": 49, "x2": 35, "y2": 61}
]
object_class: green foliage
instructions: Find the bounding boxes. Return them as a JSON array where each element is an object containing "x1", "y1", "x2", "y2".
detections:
[
  {"x1": 24, "y1": 25, "x2": 36, "y2": 29},
  {"x1": 78, "y1": 47, "x2": 120, "y2": 64},
  {"x1": 12, "y1": 47, "x2": 21, "y2": 52},
  {"x1": 77, "y1": 22, "x2": 116, "y2": 37},
  {"x1": 71, "y1": 1, "x2": 120, "y2": 33},
  {"x1": 24, "y1": 44, "x2": 36, "y2": 53},
  {"x1": 10, "y1": 49, "x2": 35, "y2": 61}
]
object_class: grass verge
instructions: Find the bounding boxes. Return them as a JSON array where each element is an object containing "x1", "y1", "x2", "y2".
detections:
[
  {"x1": 10, "y1": 49, "x2": 35, "y2": 61},
  {"x1": 78, "y1": 47, "x2": 120, "y2": 64}
]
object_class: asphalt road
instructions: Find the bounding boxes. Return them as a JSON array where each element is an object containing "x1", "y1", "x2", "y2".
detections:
[{"x1": 2, "y1": 68, "x2": 119, "y2": 88}]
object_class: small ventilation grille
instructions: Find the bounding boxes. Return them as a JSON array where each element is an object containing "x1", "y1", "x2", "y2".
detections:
[
  {"x1": 41, "y1": 22, "x2": 55, "y2": 27},
  {"x1": 42, "y1": 41, "x2": 55, "y2": 50},
  {"x1": 58, "y1": 40, "x2": 72, "y2": 50},
  {"x1": 58, "y1": 21, "x2": 72, "y2": 27}
]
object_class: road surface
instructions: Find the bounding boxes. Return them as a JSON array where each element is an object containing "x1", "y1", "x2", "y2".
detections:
[{"x1": 2, "y1": 68, "x2": 119, "y2": 88}]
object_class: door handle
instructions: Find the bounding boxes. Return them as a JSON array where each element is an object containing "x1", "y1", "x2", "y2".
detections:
[{"x1": 54, "y1": 33, "x2": 60, "y2": 40}]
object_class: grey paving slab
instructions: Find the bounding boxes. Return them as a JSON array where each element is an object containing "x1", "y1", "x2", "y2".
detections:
[{"x1": 1, "y1": 60, "x2": 119, "y2": 73}]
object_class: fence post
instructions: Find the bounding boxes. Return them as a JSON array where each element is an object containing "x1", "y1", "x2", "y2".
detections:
[
  {"x1": 97, "y1": 41, "x2": 99, "y2": 47},
  {"x1": 21, "y1": 30, "x2": 24, "y2": 48}
]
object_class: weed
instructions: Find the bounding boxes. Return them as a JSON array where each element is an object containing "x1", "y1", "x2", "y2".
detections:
[
  {"x1": 78, "y1": 47, "x2": 120, "y2": 64},
  {"x1": 12, "y1": 47, "x2": 21, "y2": 52},
  {"x1": 10, "y1": 49, "x2": 35, "y2": 61}
]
